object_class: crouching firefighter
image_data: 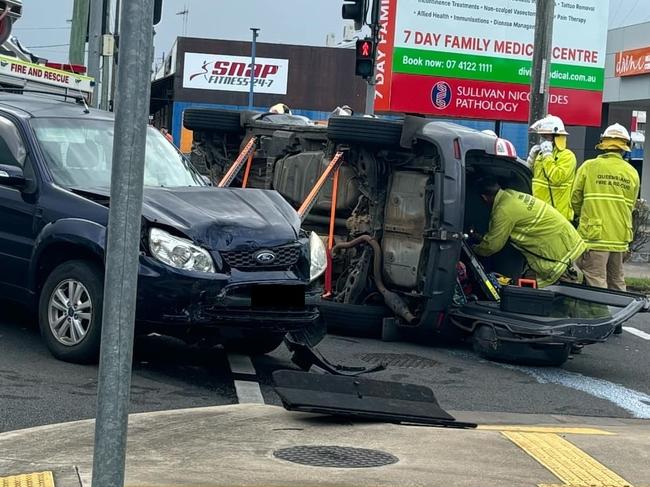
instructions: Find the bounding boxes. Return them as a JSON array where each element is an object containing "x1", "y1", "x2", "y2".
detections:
[{"x1": 472, "y1": 178, "x2": 586, "y2": 288}]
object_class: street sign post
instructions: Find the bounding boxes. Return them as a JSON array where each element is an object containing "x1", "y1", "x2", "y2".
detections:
[{"x1": 90, "y1": 0, "x2": 155, "y2": 486}]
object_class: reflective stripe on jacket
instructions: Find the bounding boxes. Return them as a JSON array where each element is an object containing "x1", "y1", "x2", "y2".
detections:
[
  {"x1": 571, "y1": 152, "x2": 640, "y2": 252},
  {"x1": 532, "y1": 147, "x2": 577, "y2": 221},
  {"x1": 473, "y1": 189, "x2": 586, "y2": 288}
]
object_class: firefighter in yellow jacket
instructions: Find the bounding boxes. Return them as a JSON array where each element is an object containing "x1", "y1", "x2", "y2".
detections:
[
  {"x1": 527, "y1": 115, "x2": 577, "y2": 221},
  {"x1": 572, "y1": 123, "x2": 640, "y2": 294},
  {"x1": 473, "y1": 178, "x2": 586, "y2": 288}
]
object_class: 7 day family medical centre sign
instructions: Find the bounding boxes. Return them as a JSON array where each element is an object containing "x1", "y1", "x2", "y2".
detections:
[{"x1": 374, "y1": 0, "x2": 609, "y2": 126}]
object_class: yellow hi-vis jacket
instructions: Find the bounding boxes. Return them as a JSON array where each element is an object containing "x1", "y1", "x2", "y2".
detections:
[
  {"x1": 473, "y1": 189, "x2": 586, "y2": 288},
  {"x1": 571, "y1": 152, "x2": 640, "y2": 252},
  {"x1": 532, "y1": 147, "x2": 577, "y2": 221}
]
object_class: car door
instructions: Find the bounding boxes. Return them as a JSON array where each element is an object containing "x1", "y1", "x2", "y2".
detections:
[
  {"x1": 448, "y1": 283, "x2": 649, "y2": 345},
  {"x1": 0, "y1": 114, "x2": 38, "y2": 301}
]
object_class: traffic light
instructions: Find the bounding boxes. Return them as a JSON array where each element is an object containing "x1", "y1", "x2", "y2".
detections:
[
  {"x1": 355, "y1": 38, "x2": 375, "y2": 79},
  {"x1": 342, "y1": 0, "x2": 367, "y2": 31},
  {"x1": 153, "y1": 0, "x2": 163, "y2": 25}
]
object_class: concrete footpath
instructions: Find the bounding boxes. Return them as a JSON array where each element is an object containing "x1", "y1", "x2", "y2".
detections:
[{"x1": 1, "y1": 404, "x2": 649, "y2": 487}]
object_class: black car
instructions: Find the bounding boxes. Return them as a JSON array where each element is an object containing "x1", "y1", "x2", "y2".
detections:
[
  {"x1": 186, "y1": 109, "x2": 649, "y2": 366},
  {"x1": 0, "y1": 94, "x2": 325, "y2": 363}
]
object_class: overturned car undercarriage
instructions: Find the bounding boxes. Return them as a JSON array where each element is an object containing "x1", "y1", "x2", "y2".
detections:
[{"x1": 184, "y1": 109, "x2": 649, "y2": 367}]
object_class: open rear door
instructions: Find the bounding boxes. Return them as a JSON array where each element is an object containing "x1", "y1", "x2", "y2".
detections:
[{"x1": 450, "y1": 283, "x2": 649, "y2": 346}]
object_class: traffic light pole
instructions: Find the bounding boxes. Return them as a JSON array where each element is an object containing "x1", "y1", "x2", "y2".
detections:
[
  {"x1": 364, "y1": 0, "x2": 381, "y2": 115},
  {"x1": 528, "y1": 0, "x2": 555, "y2": 149}
]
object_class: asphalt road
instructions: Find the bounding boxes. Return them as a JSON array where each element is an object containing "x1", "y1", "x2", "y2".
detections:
[{"x1": 2, "y1": 301, "x2": 650, "y2": 432}]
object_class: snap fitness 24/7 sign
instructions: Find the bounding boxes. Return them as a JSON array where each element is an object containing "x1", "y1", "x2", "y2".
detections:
[
  {"x1": 182, "y1": 53, "x2": 289, "y2": 95},
  {"x1": 374, "y1": 0, "x2": 610, "y2": 126}
]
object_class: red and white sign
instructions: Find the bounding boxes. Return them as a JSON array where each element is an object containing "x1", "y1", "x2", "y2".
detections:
[
  {"x1": 183, "y1": 53, "x2": 289, "y2": 94},
  {"x1": 0, "y1": 55, "x2": 93, "y2": 94},
  {"x1": 615, "y1": 47, "x2": 650, "y2": 78},
  {"x1": 389, "y1": 74, "x2": 603, "y2": 125}
]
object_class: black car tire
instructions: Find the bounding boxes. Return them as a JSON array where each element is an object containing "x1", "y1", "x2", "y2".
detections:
[
  {"x1": 327, "y1": 116, "x2": 403, "y2": 147},
  {"x1": 38, "y1": 260, "x2": 104, "y2": 364},
  {"x1": 224, "y1": 332, "x2": 286, "y2": 355},
  {"x1": 183, "y1": 108, "x2": 243, "y2": 133},
  {"x1": 472, "y1": 325, "x2": 571, "y2": 367},
  {"x1": 319, "y1": 301, "x2": 391, "y2": 338}
]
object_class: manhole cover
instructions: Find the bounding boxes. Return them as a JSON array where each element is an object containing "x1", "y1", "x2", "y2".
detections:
[
  {"x1": 358, "y1": 352, "x2": 437, "y2": 369},
  {"x1": 274, "y1": 445, "x2": 398, "y2": 468}
]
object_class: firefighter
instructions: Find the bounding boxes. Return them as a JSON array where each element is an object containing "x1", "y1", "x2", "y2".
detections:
[
  {"x1": 472, "y1": 178, "x2": 586, "y2": 288},
  {"x1": 527, "y1": 115, "x2": 577, "y2": 221},
  {"x1": 269, "y1": 103, "x2": 291, "y2": 114},
  {"x1": 572, "y1": 123, "x2": 640, "y2": 296}
]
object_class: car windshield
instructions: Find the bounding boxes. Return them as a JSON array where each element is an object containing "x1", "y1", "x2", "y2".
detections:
[{"x1": 30, "y1": 118, "x2": 205, "y2": 188}]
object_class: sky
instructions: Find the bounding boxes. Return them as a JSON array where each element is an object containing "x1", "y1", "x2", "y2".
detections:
[{"x1": 12, "y1": 0, "x2": 650, "y2": 66}]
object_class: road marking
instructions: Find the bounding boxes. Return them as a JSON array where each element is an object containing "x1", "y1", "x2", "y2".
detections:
[
  {"x1": 227, "y1": 353, "x2": 257, "y2": 375},
  {"x1": 0, "y1": 471, "x2": 55, "y2": 487},
  {"x1": 478, "y1": 426, "x2": 614, "y2": 435},
  {"x1": 233, "y1": 380, "x2": 265, "y2": 404},
  {"x1": 624, "y1": 326, "x2": 650, "y2": 340},
  {"x1": 501, "y1": 365, "x2": 650, "y2": 419},
  {"x1": 503, "y1": 431, "x2": 632, "y2": 487}
]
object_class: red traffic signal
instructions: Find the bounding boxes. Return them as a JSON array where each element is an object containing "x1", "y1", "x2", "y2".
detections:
[{"x1": 355, "y1": 39, "x2": 375, "y2": 79}]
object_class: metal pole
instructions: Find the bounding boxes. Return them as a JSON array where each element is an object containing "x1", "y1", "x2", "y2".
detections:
[
  {"x1": 109, "y1": 0, "x2": 121, "y2": 111},
  {"x1": 88, "y1": 0, "x2": 104, "y2": 107},
  {"x1": 248, "y1": 28, "x2": 259, "y2": 110},
  {"x1": 69, "y1": 0, "x2": 90, "y2": 65},
  {"x1": 364, "y1": 0, "x2": 381, "y2": 115},
  {"x1": 100, "y1": 0, "x2": 112, "y2": 111},
  {"x1": 528, "y1": 0, "x2": 555, "y2": 149},
  {"x1": 90, "y1": 0, "x2": 155, "y2": 486}
]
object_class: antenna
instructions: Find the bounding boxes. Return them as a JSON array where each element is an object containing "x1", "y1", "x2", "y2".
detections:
[{"x1": 176, "y1": 5, "x2": 189, "y2": 36}]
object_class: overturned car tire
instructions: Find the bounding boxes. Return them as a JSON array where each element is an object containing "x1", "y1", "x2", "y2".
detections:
[
  {"x1": 319, "y1": 301, "x2": 392, "y2": 338},
  {"x1": 472, "y1": 325, "x2": 571, "y2": 367},
  {"x1": 183, "y1": 108, "x2": 243, "y2": 133},
  {"x1": 327, "y1": 116, "x2": 403, "y2": 147}
]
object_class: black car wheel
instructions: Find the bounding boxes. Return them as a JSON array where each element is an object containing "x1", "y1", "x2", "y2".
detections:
[
  {"x1": 472, "y1": 325, "x2": 571, "y2": 367},
  {"x1": 327, "y1": 116, "x2": 403, "y2": 147},
  {"x1": 319, "y1": 301, "x2": 391, "y2": 338},
  {"x1": 183, "y1": 108, "x2": 243, "y2": 133},
  {"x1": 39, "y1": 260, "x2": 104, "y2": 364},
  {"x1": 224, "y1": 332, "x2": 287, "y2": 355}
]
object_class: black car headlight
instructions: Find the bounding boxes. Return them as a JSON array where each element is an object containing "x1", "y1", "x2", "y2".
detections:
[
  {"x1": 149, "y1": 228, "x2": 215, "y2": 273},
  {"x1": 309, "y1": 231, "x2": 327, "y2": 282}
]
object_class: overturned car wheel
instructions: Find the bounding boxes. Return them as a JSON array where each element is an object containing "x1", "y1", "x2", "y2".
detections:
[
  {"x1": 183, "y1": 108, "x2": 244, "y2": 133},
  {"x1": 327, "y1": 116, "x2": 403, "y2": 147},
  {"x1": 472, "y1": 325, "x2": 571, "y2": 367}
]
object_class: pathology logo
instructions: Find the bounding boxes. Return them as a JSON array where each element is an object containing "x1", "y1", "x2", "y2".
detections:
[{"x1": 431, "y1": 81, "x2": 452, "y2": 110}]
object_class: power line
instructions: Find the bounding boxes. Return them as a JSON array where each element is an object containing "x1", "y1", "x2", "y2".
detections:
[{"x1": 26, "y1": 43, "x2": 71, "y2": 49}]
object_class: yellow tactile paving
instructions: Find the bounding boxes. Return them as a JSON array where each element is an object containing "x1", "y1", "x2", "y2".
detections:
[
  {"x1": 503, "y1": 431, "x2": 633, "y2": 487},
  {"x1": 0, "y1": 471, "x2": 55, "y2": 487},
  {"x1": 478, "y1": 425, "x2": 616, "y2": 435}
]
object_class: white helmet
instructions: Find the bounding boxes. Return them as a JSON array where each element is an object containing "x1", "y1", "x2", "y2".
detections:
[
  {"x1": 600, "y1": 123, "x2": 631, "y2": 142},
  {"x1": 529, "y1": 115, "x2": 569, "y2": 135},
  {"x1": 597, "y1": 123, "x2": 631, "y2": 152}
]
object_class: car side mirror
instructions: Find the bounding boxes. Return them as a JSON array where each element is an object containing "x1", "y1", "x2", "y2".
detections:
[{"x1": 0, "y1": 164, "x2": 27, "y2": 189}]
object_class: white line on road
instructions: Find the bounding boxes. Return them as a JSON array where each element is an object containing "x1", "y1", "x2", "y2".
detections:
[
  {"x1": 227, "y1": 354, "x2": 258, "y2": 375},
  {"x1": 623, "y1": 326, "x2": 650, "y2": 340},
  {"x1": 233, "y1": 380, "x2": 265, "y2": 404}
]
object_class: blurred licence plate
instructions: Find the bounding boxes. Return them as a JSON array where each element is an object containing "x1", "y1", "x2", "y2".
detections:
[{"x1": 251, "y1": 284, "x2": 305, "y2": 309}]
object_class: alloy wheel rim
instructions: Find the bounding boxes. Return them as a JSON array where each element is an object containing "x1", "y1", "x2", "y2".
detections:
[{"x1": 48, "y1": 279, "x2": 93, "y2": 346}]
